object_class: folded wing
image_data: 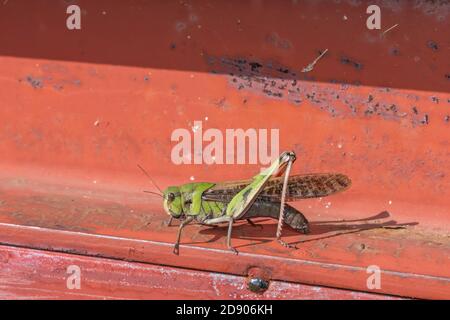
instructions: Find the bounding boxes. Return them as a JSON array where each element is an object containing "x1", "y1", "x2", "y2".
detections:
[{"x1": 202, "y1": 173, "x2": 351, "y2": 203}]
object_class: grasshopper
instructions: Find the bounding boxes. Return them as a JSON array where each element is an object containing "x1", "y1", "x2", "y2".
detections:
[{"x1": 140, "y1": 151, "x2": 351, "y2": 255}]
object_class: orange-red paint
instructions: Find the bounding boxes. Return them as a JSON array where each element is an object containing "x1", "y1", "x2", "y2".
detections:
[{"x1": 0, "y1": 1, "x2": 448, "y2": 299}]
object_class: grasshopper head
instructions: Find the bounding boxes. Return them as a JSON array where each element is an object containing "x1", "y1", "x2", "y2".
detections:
[{"x1": 162, "y1": 186, "x2": 183, "y2": 219}]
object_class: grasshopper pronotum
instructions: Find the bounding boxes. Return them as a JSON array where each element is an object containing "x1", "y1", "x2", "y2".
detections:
[{"x1": 141, "y1": 151, "x2": 351, "y2": 255}]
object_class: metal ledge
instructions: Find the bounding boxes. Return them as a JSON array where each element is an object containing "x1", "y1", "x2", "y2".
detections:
[{"x1": 0, "y1": 177, "x2": 448, "y2": 299}]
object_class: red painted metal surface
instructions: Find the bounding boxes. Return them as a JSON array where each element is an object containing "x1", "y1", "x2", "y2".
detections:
[
  {"x1": 0, "y1": 1, "x2": 449, "y2": 299},
  {"x1": 0, "y1": 245, "x2": 400, "y2": 300}
]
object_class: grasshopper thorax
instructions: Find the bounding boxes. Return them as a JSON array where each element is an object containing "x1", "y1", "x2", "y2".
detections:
[{"x1": 163, "y1": 186, "x2": 184, "y2": 219}]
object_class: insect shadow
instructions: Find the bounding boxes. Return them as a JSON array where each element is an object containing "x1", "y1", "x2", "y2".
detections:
[{"x1": 195, "y1": 210, "x2": 418, "y2": 249}]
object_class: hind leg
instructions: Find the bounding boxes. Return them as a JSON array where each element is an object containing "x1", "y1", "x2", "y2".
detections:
[{"x1": 276, "y1": 155, "x2": 297, "y2": 249}]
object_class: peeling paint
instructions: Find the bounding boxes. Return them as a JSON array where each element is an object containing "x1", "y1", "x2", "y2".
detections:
[
  {"x1": 25, "y1": 75, "x2": 44, "y2": 89},
  {"x1": 207, "y1": 55, "x2": 445, "y2": 127}
]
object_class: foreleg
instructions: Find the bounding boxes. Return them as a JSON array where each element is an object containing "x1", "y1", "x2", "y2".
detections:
[{"x1": 173, "y1": 216, "x2": 194, "y2": 255}]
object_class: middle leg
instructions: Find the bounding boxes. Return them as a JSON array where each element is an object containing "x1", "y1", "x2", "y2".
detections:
[
  {"x1": 226, "y1": 217, "x2": 238, "y2": 255},
  {"x1": 246, "y1": 219, "x2": 263, "y2": 229},
  {"x1": 203, "y1": 216, "x2": 238, "y2": 254}
]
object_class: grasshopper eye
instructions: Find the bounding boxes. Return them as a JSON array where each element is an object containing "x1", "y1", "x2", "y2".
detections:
[{"x1": 167, "y1": 193, "x2": 175, "y2": 201}]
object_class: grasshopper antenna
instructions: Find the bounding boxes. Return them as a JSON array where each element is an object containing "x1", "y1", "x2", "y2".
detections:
[
  {"x1": 143, "y1": 190, "x2": 163, "y2": 198},
  {"x1": 137, "y1": 164, "x2": 163, "y2": 195}
]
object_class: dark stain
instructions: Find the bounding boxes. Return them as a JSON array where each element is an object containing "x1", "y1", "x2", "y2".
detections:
[
  {"x1": 421, "y1": 114, "x2": 429, "y2": 125},
  {"x1": 389, "y1": 47, "x2": 400, "y2": 56},
  {"x1": 263, "y1": 89, "x2": 282, "y2": 98},
  {"x1": 214, "y1": 97, "x2": 228, "y2": 110},
  {"x1": 249, "y1": 62, "x2": 262, "y2": 71},
  {"x1": 431, "y1": 96, "x2": 439, "y2": 104},
  {"x1": 169, "y1": 43, "x2": 176, "y2": 50},
  {"x1": 444, "y1": 115, "x2": 449, "y2": 123},
  {"x1": 26, "y1": 75, "x2": 44, "y2": 89},
  {"x1": 340, "y1": 56, "x2": 363, "y2": 70},
  {"x1": 427, "y1": 40, "x2": 439, "y2": 51},
  {"x1": 277, "y1": 67, "x2": 289, "y2": 74},
  {"x1": 411, "y1": 107, "x2": 431, "y2": 127},
  {"x1": 445, "y1": 74, "x2": 450, "y2": 81}
]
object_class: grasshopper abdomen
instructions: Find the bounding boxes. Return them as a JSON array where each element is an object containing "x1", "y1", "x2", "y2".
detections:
[{"x1": 242, "y1": 200, "x2": 310, "y2": 234}]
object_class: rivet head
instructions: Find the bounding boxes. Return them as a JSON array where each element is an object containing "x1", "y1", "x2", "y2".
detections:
[{"x1": 247, "y1": 277, "x2": 269, "y2": 293}]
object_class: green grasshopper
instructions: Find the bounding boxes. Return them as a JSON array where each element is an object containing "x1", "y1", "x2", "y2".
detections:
[{"x1": 140, "y1": 151, "x2": 351, "y2": 255}]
